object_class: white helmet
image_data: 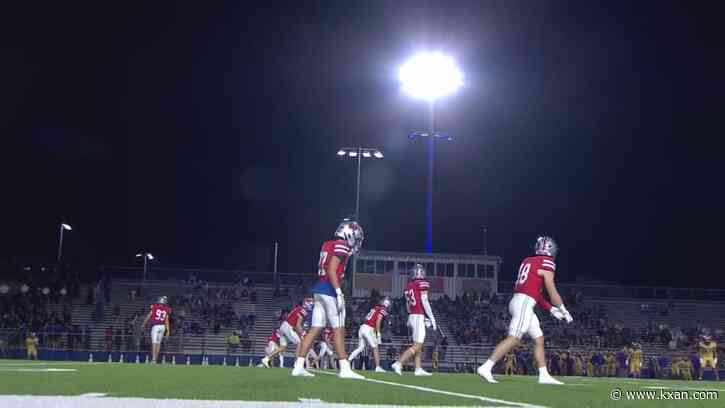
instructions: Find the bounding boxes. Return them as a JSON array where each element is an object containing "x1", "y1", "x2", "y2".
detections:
[
  {"x1": 158, "y1": 296, "x2": 168, "y2": 305},
  {"x1": 379, "y1": 296, "x2": 391, "y2": 308},
  {"x1": 335, "y1": 220, "x2": 364, "y2": 254},
  {"x1": 534, "y1": 236, "x2": 558, "y2": 257},
  {"x1": 409, "y1": 263, "x2": 426, "y2": 280}
]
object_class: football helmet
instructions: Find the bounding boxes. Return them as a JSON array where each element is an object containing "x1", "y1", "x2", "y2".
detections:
[
  {"x1": 303, "y1": 297, "x2": 314, "y2": 310},
  {"x1": 335, "y1": 220, "x2": 364, "y2": 254},
  {"x1": 534, "y1": 236, "x2": 558, "y2": 257},
  {"x1": 158, "y1": 296, "x2": 168, "y2": 305},
  {"x1": 380, "y1": 296, "x2": 392, "y2": 308},
  {"x1": 409, "y1": 263, "x2": 426, "y2": 280}
]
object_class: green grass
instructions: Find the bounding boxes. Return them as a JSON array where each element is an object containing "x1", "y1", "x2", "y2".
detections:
[{"x1": 0, "y1": 359, "x2": 723, "y2": 407}]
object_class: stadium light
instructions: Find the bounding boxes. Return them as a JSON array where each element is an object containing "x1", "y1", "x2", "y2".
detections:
[
  {"x1": 400, "y1": 51, "x2": 463, "y2": 253},
  {"x1": 136, "y1": 252, "x2": 155, "y2": 280},
  {"x1": 336, "y1": 147, "x2": 384, "y2": 222},
  {"x1": 399, "y1": 52, "x2": 463, "y2": 102},
  {"x1": 57, "y1": 223, "x2": 73, "y2": 263}
]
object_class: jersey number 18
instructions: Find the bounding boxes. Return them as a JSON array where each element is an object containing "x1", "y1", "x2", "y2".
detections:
[{"x1": 515, "y1": 263, "x2": 531, "y2": 286}]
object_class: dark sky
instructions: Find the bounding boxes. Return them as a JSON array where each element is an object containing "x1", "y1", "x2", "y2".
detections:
[{"x1": 2, "y1": 1, "x2": 723, "y2": 288}]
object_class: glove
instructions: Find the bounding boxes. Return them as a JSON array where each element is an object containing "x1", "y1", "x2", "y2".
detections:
[
  {"x1": 550, "y1": 307, "x2": 565, "y2": 321},
  {"x1": 559, "y1": 304, "x2": 573, "y2": 324},
  {"x1": 335, "y1": 288, "x2": 345, "y2": 314}
]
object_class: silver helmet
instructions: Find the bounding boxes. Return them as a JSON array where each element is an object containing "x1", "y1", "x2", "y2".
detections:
[
  {"x1": 335, "y1": 220, "x2": 364, "y2": 254},
  {"x1": 379, "y1": 296, "x2": 392, "y2": 308},
  {"x1": 158, "y1": 296, "x2": 168, "y2": 305},
  {"x1": 534, "y1": 236, "x2": 558, "y2": 257},
  {"x1": 409, "y1": 263, "x2": 426, "y2": 280}
]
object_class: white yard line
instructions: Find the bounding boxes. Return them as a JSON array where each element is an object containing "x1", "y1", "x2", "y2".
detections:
[{"x1": 310, "y1": 369, "x2": 547, "y2": 408}]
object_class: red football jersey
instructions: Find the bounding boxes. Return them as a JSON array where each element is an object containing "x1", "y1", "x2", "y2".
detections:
[
  {"x1": 317, "y1": 239, "x2": 352, "y2": 285},
  {"x1": 363, "y1": 305, "x2": 389, "y2": 329},
  {"x1": 513, "y1": 255, "x2": 556, "y2": 301},
  {"x1": 405, "y1": 279, "x2": 430, "y2": 315},
  {"x1": 150, "y1": 304, "x2": 172, "y2": 326},
  {"x1": 268, "y1": 329, "x2": 281, "y2": 344},
  {"x1": 286, "y1": 305, "x2": 307, "y2": 327},
  {"x1": 323, "y1": 327, "x2": 334, "y2": 343}
]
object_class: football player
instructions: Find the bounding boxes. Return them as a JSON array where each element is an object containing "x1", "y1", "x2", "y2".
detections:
[
  {"x1": 698, "y1": 335, "x2": 720, "y2": 381},
  {"x1": 292, "y1": 220, "x2": 365, "y2": 379},
  {"x1": 262, "y1": 297, "x2": 312, "y2": 368},
  {"x1": 259, "y1": 329, "x2": 285, "y2": 368},
  {"x1": 142, "y1": 296, "x2": 172, "y2": 364},
  {"x1": 477, "y1": 236, "x2": 573, "y2": 385},
  {"x1": 349, "y1": 296, "x2": 391, "y2": 372},
  {"x1": 391, "y1": 263, "x2": 436, "y2": 376},
  {"x1": 310, "y1": 327, "x2": 338, "y2": 368}
]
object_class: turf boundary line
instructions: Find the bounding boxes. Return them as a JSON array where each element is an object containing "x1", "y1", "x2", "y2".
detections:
[{"x1": 310, "y1": 370, "x2": 547, "y2": 408}]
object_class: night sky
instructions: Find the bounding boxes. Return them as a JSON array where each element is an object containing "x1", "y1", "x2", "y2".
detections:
[{"x1": 2, "y1": 1, "x2": 722, "y2": 288}]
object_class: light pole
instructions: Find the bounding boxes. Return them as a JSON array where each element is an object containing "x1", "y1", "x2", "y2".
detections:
[
  {"x1": 483, "y1": 227, "x2": 488, "y2": 255},
  {"x1": 136, "y1": 252, "x2": 155, "y2": 281},
  {"x1": 400, "y1": 51, "x2": 463, "y2": 253},
  {"x1": 336, "y1": 147, "x2": 384, "y2": 222},
  {"x1": 57, "y1": 223, "x2": 72, "y2": 263}
]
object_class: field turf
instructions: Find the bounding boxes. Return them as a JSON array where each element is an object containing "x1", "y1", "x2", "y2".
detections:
[{"x1": 0, "y1": 359, "x2": 723, "y2": 407}]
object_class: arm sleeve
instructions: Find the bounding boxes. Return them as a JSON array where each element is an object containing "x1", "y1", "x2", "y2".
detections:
[{"x1": 420, "y1": 292, "x2": 436, "y2": 323}]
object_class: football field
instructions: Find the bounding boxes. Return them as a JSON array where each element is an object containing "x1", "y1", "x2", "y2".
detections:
[{"x1": 0, "y1": 359, "x2": 722, "y2": 407}]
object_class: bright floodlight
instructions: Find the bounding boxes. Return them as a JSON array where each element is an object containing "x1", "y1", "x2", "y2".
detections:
[
  {"x1": 348, "y1": 151, "x2": 358, "y2": 157},
  {"x1": 362, "y1": 151, "x2": 371, "y2": 158},
  {"x1": 336, "y1": 149, "x2": 346, "y2": 156},
  {"x1": 135, "y1": 253, "x2": 143, "y2": 258},
  {"x1": 399, "y1": 52, "x2": 463, "y2": 101},
  {"x1": 61, "y1": 223, "x2": 72, "y2": 231},
  {"x1": 147, "y1": 253, "x2": 155, "y2": 260},
  {"x1": 373, "y1": 151, "x2": 384, "y2": 159}
]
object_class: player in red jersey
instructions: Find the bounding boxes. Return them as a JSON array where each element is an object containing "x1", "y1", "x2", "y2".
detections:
[
  {"x1": 262, "y1": 298, "x2": 313, "y2": 368},
  {"x1": 292, "y1": 219, "x2": 365, "y2": 379},
  {"x1": 318, "y1": 326, "x2": 336, "y2": 369},
  {"x1": 259, "y1": 329, "x2": 285, "y2": 368},
  {"x1": 348, "y1": 296, "x2": 391, "y2": 372},
  {"x1": 142, "y1": 296, "x2": 172, "y2": 364},
  {"x1": 391, "y1": 264, "x2": 437, "y2": 376},
  {"x1": 478, "y1": 237, "x2": 573, "y2": 385}
]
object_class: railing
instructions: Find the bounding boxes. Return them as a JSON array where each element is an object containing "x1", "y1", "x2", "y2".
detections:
[{"x1": 498, "y1": 281, "x2": 725, "y2": 302}]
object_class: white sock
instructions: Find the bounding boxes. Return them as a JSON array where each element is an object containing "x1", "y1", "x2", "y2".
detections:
[
  {"x1": 538, "y1": 366, "x2": 550, "y2": 376},
  {"x1": 482, "y1": 359, "x2": 495, "y2": 371},
  {"x1": 294, "y1": 357, "x2": 305, "y2": 369},
  {"x1": 339, "y1": 359, "x2": 351, "y2": 371}
]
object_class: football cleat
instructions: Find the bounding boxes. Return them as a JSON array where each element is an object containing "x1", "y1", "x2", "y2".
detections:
[
  {"x1": 335, "y1": 220, "x2": 364, "y2": 254},
  {"x1": 409, "y1": 263, "x2": 426, "y2": 280},
  {"x1": 375, "y1": 366, "x2": 387, "y2": 373},
  {"x1": 292, "y1": 367, "x2": 315, "y2": 377},
  {"x1": 477, "y1": 365, "x2": 498, "y2": 383},
  {"x1": 338, "y1": 368, "x2": 365, "y2": 380},
  {"x1": 391, "y1": 362, "x2": 403, "y2": 376},
  {"x1": 534, "y1": 236, "x2": 558, "y2": 258},
  {"x1": 538, "y1": 375, "x2": 564, "y2": 385},
  {"x1": 414, "y1": 368, "x2": 432, "y2": 376}
]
